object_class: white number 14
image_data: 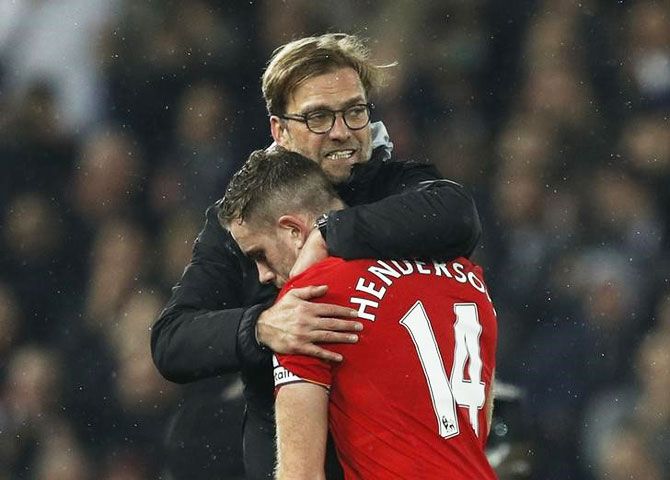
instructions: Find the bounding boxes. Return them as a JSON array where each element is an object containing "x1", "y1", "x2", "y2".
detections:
[{"x1": 399, "y1": 301, "x2": 486, "y2": 439}]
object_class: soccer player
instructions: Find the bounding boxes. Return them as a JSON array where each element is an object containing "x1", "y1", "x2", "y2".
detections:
[{"x1": 219, "y1": 148, "x2": 498, "y2": 479}]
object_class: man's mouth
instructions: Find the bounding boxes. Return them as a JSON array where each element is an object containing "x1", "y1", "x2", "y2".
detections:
[{"x1": 325, "y1": 149, "x2": 356, "y2": 161}]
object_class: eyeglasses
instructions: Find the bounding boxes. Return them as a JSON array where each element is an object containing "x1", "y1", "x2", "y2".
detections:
[{"x1": 276, "y1": 103, "x2": 374, "y2": 134}]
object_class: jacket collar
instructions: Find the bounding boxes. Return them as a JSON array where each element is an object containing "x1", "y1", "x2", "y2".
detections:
[
  {"x1": 370, "y1": 121, "x2": 394, "y2": 161},
  {"x1": 339, "y1": 121, "x2": 394, "y2": 190}
]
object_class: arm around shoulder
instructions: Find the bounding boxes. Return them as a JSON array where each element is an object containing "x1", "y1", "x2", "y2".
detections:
[
  {"x1": 328, "y1": 161, "x2": 482, "y2": 260},
  {"x1": 151, "y1": 204, "x2": 272, "y2": 382}
]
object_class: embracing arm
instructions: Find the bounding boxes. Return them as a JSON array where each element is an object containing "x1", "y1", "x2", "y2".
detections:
[
  {"x1": 275, "y1": 383, "x2": 329, "y2": 480},
  {"x1": 329, "y1": 162, "x2": 481, "y2": 260},
  {"x1": 151, "y1": 204, "x2": 272, "y2": 383},
  {"x1": 151, "y1": 205, "x2": 362, "y2": 382}
]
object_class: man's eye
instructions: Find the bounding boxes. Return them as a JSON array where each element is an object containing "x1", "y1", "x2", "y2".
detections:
[
  {"x1": 306, "y1": 111, "x2": 332, "y2": 122},
  {"x1": 348, "y1": 106, "x2": 366, "y2": 116},
  {"x1": 249, "y1": 252, "x2": 265, "y2": 262}
]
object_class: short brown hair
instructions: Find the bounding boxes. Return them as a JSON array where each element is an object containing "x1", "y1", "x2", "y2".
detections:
[
  {"x1": 219, "y1": 147, "x2": 340, "y2": 227},
  {"x1": 262, "y1": 33, "x2": 394, "y2": 115}
]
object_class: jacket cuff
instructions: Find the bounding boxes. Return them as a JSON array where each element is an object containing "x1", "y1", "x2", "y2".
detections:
[{"x1": 237, "y1": 303, "x2": 273, "y2": 369}]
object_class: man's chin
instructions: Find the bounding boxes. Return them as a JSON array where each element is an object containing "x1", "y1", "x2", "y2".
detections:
[{"x1": 323, "y1": 166, "x2": 356, "y2": 185}]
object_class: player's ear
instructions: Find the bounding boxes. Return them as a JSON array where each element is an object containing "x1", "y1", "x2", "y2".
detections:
[
  {"x1": 270, "y1": 116, "x2": 289, "y2": 146},
  {"x1": 277, "y1": 215, "x2": 309, "y2": 247}
]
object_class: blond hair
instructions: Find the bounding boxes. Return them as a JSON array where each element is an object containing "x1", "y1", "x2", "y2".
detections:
[{"x1": 262, "y1": 33, "x2": 394, "y2": 115}]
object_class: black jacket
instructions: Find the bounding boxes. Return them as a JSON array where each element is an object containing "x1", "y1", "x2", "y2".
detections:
[{"x1": 151, "y1": 145, "x2": 481, "y2": 478}]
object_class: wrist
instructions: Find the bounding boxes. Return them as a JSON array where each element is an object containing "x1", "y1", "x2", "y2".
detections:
[
  {"x1": 254, "y1": 310, "x2": 270, "y2": 351},
  {"x1": 313, "y1": 212, "x2": 329, "y2": 242},
  {"x1": 238, "y1": 303, "x2": 273, "y2": 368},
  {"x1": 255, "y1": 320, "x2": 270, "y2": 351}
]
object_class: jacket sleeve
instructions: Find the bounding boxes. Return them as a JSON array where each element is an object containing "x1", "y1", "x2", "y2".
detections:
[
  {"x1": 151, "y1": 204, "x2": 272, "y2": 383},
  {"x1": 327, "y1": 162, "x2": 481, "y2": 260}
]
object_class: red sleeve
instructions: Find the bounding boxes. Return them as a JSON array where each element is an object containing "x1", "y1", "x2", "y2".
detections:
[
  {"x1": 273, "y1": 258, "x2": 350, "y2": 393},
  {"x1": 273, "y1": 353, "x2": 332, "y2": 392}
]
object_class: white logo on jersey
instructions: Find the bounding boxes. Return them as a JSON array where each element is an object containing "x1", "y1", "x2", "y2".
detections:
[{"x1": 273, "y1": 355, "x2": 305, "y2": 387}]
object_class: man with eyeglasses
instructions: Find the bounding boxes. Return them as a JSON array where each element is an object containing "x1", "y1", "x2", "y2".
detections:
[
  {"x1": 272, "y1": 101, "x2": 374, "y2": 184},
  {"x1": 151, "y1": 33, "x2": 482, "y2": 479}
]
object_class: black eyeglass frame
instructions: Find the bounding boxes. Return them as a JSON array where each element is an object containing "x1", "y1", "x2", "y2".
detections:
[{"x1": 274, "y1": 103, "x2": 374, "y2": 134}]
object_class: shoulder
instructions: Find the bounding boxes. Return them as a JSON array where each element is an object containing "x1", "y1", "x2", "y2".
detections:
[
  {"x1": 340, "y1": 150, "x2": 442, "y2": 203},
  {"x1": 283, "y1": 257, "x2": 348, "y2": 289},
  {"x1": 200, "y1": 201, "x2": 226, "y2": 240},
  {"x1": 370, "y1": 148, "x2": 443, "y2": 186},
  {"x1": 279, "y1": 258, "x2": 374, "y2": 299},
  {"x1": 192, "y1": 201, "x2": 244, "y2": 260}
]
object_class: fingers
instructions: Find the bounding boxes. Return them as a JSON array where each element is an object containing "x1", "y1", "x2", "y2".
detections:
[
  {"x1": 312, "y1": 303, "x2": 360, "y2": 320},
  {"x1": 286, "y1": 328, "x2": 360, "y2": 349},
  {"x1": 274, "y1": 326, "x2": 360, "y2": 359},
  {"x1": 270, "y1": 285, "x2": 367, "y2": 364},
  {"x1": 310, "y1": 330, "x2": 359, "y2": 344},
  {"x1": 314, "y1": 317, "x2": 363, "y2": 332},
  {"x1": 289, "y1": 285, "x2": 328, "y2": 300},
  {"x1": 299, "y1": 344, "x2": 344, "y2": 363},
  {"x1": 285, "y1": 286, "x2": 360, "y2": 320},
  {"x1": 275, "y1": 336, "x2": 354, "y2": 358}
]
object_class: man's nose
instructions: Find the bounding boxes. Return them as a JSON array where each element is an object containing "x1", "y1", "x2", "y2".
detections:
[
  {"x1": 328, "y1": 114, "x2": 351, "y2": 141},
  {"x1": 257, "y1": 264, "x2": 275, "y2": 284}
]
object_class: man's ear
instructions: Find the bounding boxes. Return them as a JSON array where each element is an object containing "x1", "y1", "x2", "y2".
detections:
[
  {"x1": 277, "y1": 215, "x2": 309, "y2": 247},
  {"x1": 270, "y1": 116, "x2": 288, "y2": 147}
]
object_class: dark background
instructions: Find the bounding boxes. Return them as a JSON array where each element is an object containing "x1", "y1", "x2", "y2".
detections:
[{"x1": 0, "y1": 1, "x2": 668, "y2": 479}]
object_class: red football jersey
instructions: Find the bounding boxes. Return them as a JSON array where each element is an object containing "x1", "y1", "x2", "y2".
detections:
[{"x1": 275, "y1": 257, "x2": 498, "y2": 479}]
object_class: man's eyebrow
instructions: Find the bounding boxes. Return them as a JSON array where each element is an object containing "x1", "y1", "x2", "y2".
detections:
[{"x1": 300, "y1": 96, "x2": 367, "y2": 113}]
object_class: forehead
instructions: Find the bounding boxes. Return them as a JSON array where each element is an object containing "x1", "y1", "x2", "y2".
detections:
[
  {"x1": 228, "y1": 220, "x2": 266, "y2": 253},
  {"x1": 287, "y1": 67, "x2": 366, "y2": 112}
]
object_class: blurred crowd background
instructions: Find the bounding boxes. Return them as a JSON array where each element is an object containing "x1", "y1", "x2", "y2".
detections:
[{"x1": 0, "y1": 0, "x2": 668, "y2": 479}]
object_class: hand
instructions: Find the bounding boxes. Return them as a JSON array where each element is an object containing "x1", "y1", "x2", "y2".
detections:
[
  {"x1": 290, "y1": 228, "x2": 328, "y2": 277},
  {"x1": 256, "y1": 285, "x2": 363, "y2": 362}
]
